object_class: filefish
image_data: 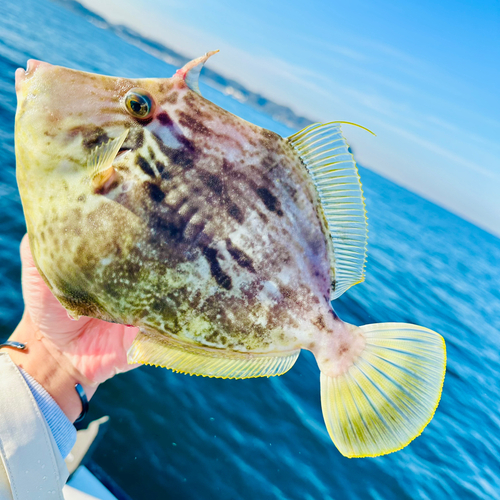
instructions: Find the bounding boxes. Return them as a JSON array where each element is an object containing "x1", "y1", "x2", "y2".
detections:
[{"x1": 14, "y1": 53, "x2": 446, "y2": 458}]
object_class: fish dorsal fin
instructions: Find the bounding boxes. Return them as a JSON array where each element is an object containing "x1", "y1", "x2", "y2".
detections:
[
  {"x1": 127, "y1": 332, "x2": 300, "y2": 379},
  {"x1": 175, "y1": 50, "x2": 219, "y2": 96},
  {"x1": 288, "y1": 122, "x2": 369, "y2": 299},
  {"x1": 88, "y1": 129, "x2": 128, "y2": 190}
]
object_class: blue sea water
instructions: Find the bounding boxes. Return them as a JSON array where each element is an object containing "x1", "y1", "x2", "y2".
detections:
[{"x1": 1, "y1": 0, "x2": 500, "y2": 498}]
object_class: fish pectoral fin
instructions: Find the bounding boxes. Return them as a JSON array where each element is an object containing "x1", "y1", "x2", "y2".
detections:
[
  {"x1": 175, "y1": 50, "x2": 219, "y2": 96},
  {"x1": 127, "y1": 332, "x2": 300, "y2": 379},
  {"x1": 288, "y1": 123, "x2": 371, "y2": 299},
  {"x1": 319, "y1": 323, "x2": 446, "y2": 458},
  {"x1": 88, "y1": 129, "x2": 129, "y2": 190}
]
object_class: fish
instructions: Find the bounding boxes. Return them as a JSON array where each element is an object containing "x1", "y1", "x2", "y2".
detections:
[{"x1": 14, "y1": 52, "x2": 446, "y2": 458}]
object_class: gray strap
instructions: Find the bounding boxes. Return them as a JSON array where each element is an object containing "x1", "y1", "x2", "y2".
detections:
[{"x1": 0, "y1": 352, "x2": 68, "y2": 499}]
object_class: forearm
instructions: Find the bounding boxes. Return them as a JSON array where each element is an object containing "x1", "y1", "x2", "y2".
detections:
[{"x1": 6, "y1": 312, "x2": 97, "y2": 423}]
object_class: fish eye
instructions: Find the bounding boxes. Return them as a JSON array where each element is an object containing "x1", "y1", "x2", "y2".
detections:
[{"x1": 124, "y1": 89, "x2": 154, "y2": 119}]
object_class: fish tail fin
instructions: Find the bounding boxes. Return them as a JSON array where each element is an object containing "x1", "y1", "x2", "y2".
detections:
[{"x1": 318, "y1": 322, "x2": 446, "y2": 457}]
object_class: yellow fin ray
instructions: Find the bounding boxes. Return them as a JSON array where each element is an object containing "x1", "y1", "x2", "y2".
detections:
[
  {"x1": 320, "y1": 323, "x2": 446, "y2": 458},
  {"x1": 127, "y1": 332, "x2": 300, "y2": 379},
  {"x1": 88, "y1": 129, "x2": 128, "y2": 188},
  {"x1": 288, "y1": 123, "x2": 368, "y2": 299}
]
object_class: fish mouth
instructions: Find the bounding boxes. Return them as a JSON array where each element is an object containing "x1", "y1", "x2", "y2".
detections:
[{"x1": 15, "y1": 59, "x2": 53, "y2": 92}]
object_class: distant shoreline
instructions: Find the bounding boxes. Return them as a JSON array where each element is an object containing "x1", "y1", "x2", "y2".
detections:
[{"x1": 50, "y1": 0, "x2": 315, "y2": 131}]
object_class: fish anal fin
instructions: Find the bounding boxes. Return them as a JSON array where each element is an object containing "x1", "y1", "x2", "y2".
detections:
[
  {"x1": 175, "y1": 50, "x2": 219, "y2": 95},
  {"x1": 127, "y1": 332, "x2": 299, "y2": 379},
  {"x1": 288, "y1": 122, "x2": 369, "y2": 299}
]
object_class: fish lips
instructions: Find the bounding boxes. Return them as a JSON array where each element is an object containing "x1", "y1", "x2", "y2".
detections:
[{"x1": 15, "y1": 59, "x2": 53, "y2": 92}]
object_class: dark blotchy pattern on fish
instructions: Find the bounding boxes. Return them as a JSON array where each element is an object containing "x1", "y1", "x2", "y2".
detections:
[
  {"x1": 99, "y1": 88, "x2": 331, "y2": 347},
  {"x1": 202, "y1": 246, "x2": 233, "y2": 290},
  {"x1": 225, "y1": 238, "x2": 256, "y2": 273},
  {"x1": 255, "y1": 187, "x2": 284, "y2": 216},
  {"x1": 19, "y1": 69, "x2": 334, "y2": 350},
  {"x1": 137, "y1": 155, "x2": 156, "y2": 177},
  {"x1": 70, "y1": 125, "x2": 110, "y2": 150}
]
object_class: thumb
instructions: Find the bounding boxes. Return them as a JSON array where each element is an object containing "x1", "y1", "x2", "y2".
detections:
[
  {"x1": 20, "y1": 233, "x2": 36, "y2": 272},
  {"x1": 19, "y1": 234, "x2": 70, "y2": 329}
]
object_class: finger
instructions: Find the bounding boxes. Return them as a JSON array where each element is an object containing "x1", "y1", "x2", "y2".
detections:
[
  {"x1": 122, "y1": 326, "x2": 140, "y2": 371},
  {"x1": 20, "y1": 233, "x2": 48, "y2": 293},
  {"x1": 67, "y1": 323, "x2": 141, "y2": 383},
  {"x1": 20, "y1": 233, "x2": 56, "y2": 300},
  {"x1": 19, "y1": 233, "x2": 81, "y2": 335},
  {"x1": 20, "y1": 233, "x2": 36, "y2": 270}
]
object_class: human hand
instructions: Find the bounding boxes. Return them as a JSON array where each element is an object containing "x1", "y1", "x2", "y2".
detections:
[
  {"x1": 6, "y1": 235, "x2": 141, "y2": 420},
  {"x1": 18, "y1": 234, "x2": 140, "y2": 385}
]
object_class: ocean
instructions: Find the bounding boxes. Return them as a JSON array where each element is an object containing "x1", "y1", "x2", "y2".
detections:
[{"x1": 1, "y1": 0, "x2": 500, "y2": 498}]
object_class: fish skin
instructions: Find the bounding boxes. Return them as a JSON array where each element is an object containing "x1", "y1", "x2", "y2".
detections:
[
  {"x1": 14, "y1": 57, "x2": 446, "y2": 458},
  {"x1": 14, "y1": 60, "x2": 338, "y2": 355}
]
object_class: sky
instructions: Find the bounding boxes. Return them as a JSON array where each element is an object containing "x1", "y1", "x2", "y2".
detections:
[{"x1": 79, "y1": 0, "x2": 500, "y2": 236}]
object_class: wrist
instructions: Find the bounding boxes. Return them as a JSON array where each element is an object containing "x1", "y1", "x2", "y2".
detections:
[{"x1": 7, "y1": 313, "x2": 97, "y2": 422}]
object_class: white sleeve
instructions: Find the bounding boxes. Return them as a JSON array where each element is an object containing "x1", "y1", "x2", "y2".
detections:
[{"x1": 0, "y1": 352, "x2": 69, "y2": 500}]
